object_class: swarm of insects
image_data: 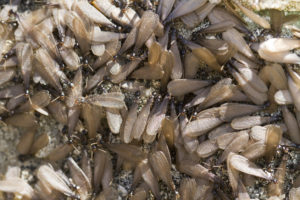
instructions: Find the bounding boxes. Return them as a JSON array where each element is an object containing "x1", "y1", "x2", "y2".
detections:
[{"x1": 0, "y1": 0, "x2": 300, "y2": 199}]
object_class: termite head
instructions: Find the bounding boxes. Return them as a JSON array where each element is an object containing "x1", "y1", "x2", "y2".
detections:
[{"x1": 60, "y1": 91, "x2": 65, "y2": 99}]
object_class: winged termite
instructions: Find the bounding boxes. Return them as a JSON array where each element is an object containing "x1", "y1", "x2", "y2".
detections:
[
  {"x1": 105, "y1": 107, "x2": 122, "y2": 134},
  {"x1": 107, "y1": 143, "x2": 146, "y2": 164},
  {"x1": 85, "y1": 66, "x2": 107, "y2": 92},
  {"x1": 15, "y1": 42, "x2": 33, "y2": 90},
  {"x1": 0, "y1": 84, "x2": 24, "y2": 99},
  {"x1": 179, "y1": 178, "x2": 197, "y2": 200},
  {"x1": 17, "y1": 13, "x2": 60, "y2": 60},
  {"x1": 250, "y1": 125, "x2": 267, "y2": 142},
  {"x1": 208, "y1": 7, "x2": 248, "y2": 33},
  {"x1": 91, "y1": 26, "x2": 127, "y2": 43},
  {"x1": 46, "y1": 143, "x2": 73, "y2": 162},
  {"x1": 227, "y1": 152, "x2": 240, "y2": 194},
  {"x1": 160, "y1": 50, "x2": 174, "y2": 90},
  {"x1": 242, "y1": 141, "x2": 266, "y2": 160},
  {"x1": 181, "y1": 2, "x2": 217, "y2": 29},
  {"x1": 120, "y1": 81, "x2": 146, "y2": 93},
  {"x1": 67, "y1": 157, "x2": 91, "y2": 200},
  {"x1": 196, "y1": 106, "x2": 222, "y2": 119},
  {"x1": 120, "y1": 103, "x2": 137, "y2": 143},
  {"x1": 185, "y1": 87, "x2": 210, "y2": 108},
  {"x1": 80, "y1": 150, "x2": 92, "y2": 185},
  {"x1": 183, "y1": 134, "x2": 199, "y2": 153},
  {"x1": 72, "y1": 0, "x2": 116, "y2": 28},
  {"x1": 230, "y1": 88, "x2": 252, "y2": 103},
  {"x1": 17, "y1": 128, "x2": 35, "y2": 155},
  {"x1": 93, "y1": 149, "x2": 108, "y2": 192},
  {"x1": 265, "y1": 125, "x2": 282, "y2": 161},
  {"x1": 131, "y1": 11, "x2": 158, "y2": 51},
  {"x1": 282, "y1": 106, "x2": 300, "y2": 144},
  {"x1": 216, "y1": 130, "x2": 246, "y2": 150},
  {"x1": 154, "y1": 0, "x2": 172, "y2": 21},
  {"x1": 258, "y1": 38, "x2": 300, "y2": 64},
  {"x1": 0, "y1": 177, "x2": 34, "y2": 199},
  {"x1": 167, "y1": 79, "x2": 210, "y2": 97},
  {"x1": 218, "y1": 131, "x2": 249, "y2": 163},
  {"x1": 198, "y1": 39, "x2": 236, "y2": 65},
  {"x1": 51, "y1": 8, "x2": 66, "y2": 41},
  {"x1": 233, "y1": 52, "x2": 259, "y2": 70},
  {"x1": 231, "y1": 68, "x2": 268, "y2": 105},
  {"x1": 165, "y1": 0, "x2": 208, "y2": 23},
  {"x1": 37, "y1": 164, "x2": 76, "y2": 198},
  {"x1": 82, "y1": 103, "x2": 102, "y2": 138},
  {"x1": 149, "y1": 150, "x2": 175, "y2": 190},
  {"x1": 197, "y1": 78, "x2": 237, "y2": 109},
  {"x1": 219, "y1": 103, "x2": 262, "y2": 122},
  {"x1": 138, "y1": 159, "x2": 160, "y2": 199},
  {"x1": 130, "y1": 98, "x2": 152, "y2": 140},
  {"x1": 183, "y1": 39, "x2": 222, "y2": 72},
  {"x1": 208, "y1": 123, "x2": 235, "y2": 141},
  {"x1": 34, "y1": 48, "x2": 65, "y2": 92},
  {"x1": 159, "y1": 117, "x2": 174, "y2": 149},
  {"x1": 196, "y1": 140, "x2": 218, "y2": 158},
  {"x1": 48, "y1": 101, "x2": 68, "y2": 125},
  {"x1": 269, "y1": 9, "x2": 284, "y2": 33},
  {"x1": 111, "y1": 57, "x2": 142, "y2": 83},
  {"x1": 118, "y1": 21, "x2": 140, "y2": 55},
  {"x1": 232, "y1": 60, "x2": 268, "y2": 93},
  {"x1": 268, "y1": 87, "x2": 281, "y2": 113},
  {"x1": 177, "y1": 160, "x2": 216, "y2": 182},
  {"x1": 168, "y1": 34, "x2": 182, "y2": 80},
  {"x1": 64, "y1": 11, "x2": 92, "y2": 53},
  {"x1": 5, "y1": 112, "x2": 37, "y2": 128},
  {"x1": 29, "y1": 133, "x2": 49, "y2": 155},
  {"x1": 183, "y1": 115, "x2": 223, "y2": 138},
  {"x1": 223, "y1": 28, "x2": 255, "y2": 60},
  {"x1": 65, "y1": 69, "x2": 82, "y2": 137},
  {"x1": 199, "y1": 20, "x2": 235, "y2": 33},
  {"x1": 92, "y1": 0, "x2": 140, "y2": 27},
  {"x1": 6, "y1": 90, "x2": 27, "y2": 111},
  {"x1": 58, "y1": 45, "x2": 80, "y2": 71},
  {"x1": 228, "y1": 153, "x2": 273, "y2": 180},
  {"x1": 131, "y1": 63, "x2": 164, "y2": 80},
  {"x1": 85, "y1": 93, "x2": 126, "y2": 109},
  {"x1": 17, "y1": 90, "x2": 51, "y2": 115},
  {"x1": 93, "y1": 40, "x2": 121, "y2": 69},
  {"x1": 259, "y1": 64, "x2": 287, "y2": 90},
  {"x1": 233, "y1": 1, "x2": 270, "y2": 29},
  {"x1": 145, "y1": 96, "x2": 169, "y2": 140},
  {"x1": 231, "y1": 115, "x2": 273, "y2": 130},
  {"x1": 62, "y1": 28, "x2": 76, "y2": 48},
  {"x1": 183, "y1": 52, "x2": 200, "y2": 79},
  {"x1": 0, "y1": 69, "x2": 15, "y2": 86},
  {"x1": 268, "y1": 155, "x2": 287, "y2": 197}
]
